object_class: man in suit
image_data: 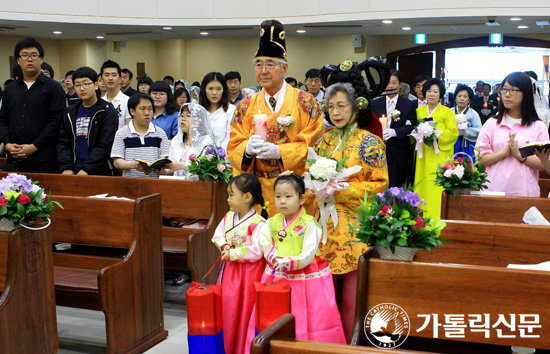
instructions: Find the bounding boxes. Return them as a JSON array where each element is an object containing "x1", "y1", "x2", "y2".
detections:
[
  {"x1": 471, "y1": 82, "x2": 498, "y2": 124},
  {"x1": 412, "y1": 74, "x2": 430, "y2": 109},
  {"x1": 373, "y1": 70, "x2": 418, "y2": 187}
]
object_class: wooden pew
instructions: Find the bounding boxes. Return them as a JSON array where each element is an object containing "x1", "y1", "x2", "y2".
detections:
[
  {"x1": 0, "y1": 172, "x2": 228, "y2": 284},
  {"x1": 252, "y1": 314, "x2": 440, "y2": 354},
  {"x1": 440, "y1": 190, "x2": 550, "y2": 223},
  {"x1": 0, "y1": 227, "x2": 58, "y2": 354},
  {"x1": 50, "y1": 194, "x2": 168, "y2": 354},
  {"x1": 353, "y1": 220, "x2": 550, "y2": 351},
  {"x1": 415, "y1": 219, "x2": 550, "y2": 267}
]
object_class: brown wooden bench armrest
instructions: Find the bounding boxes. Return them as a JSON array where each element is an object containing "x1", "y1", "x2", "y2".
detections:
[{"x1": 251, "y1": 313, "x2": 296, "y2": 354}]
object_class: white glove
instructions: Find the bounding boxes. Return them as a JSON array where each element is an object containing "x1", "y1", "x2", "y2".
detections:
[
  {"x1": 256, "y1": 142, "x2": 281, "y2": 160},
  {"x1": 383, "y1": 128, "x2": 397, "y2": 141},
  {"x1": 245, "y1": 135, "x2": 265, "y2": 156}
]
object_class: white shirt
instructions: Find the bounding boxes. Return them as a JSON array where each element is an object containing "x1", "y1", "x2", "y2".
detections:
[
  {"x1": 209, "y1": 104, "x2": 236, "y2": 152},
  {"x1": 315, "y1": 90, "x2": 324, "y2": 104},
  {"x1": 103, "y1": 90, "x2": 131, "y2": 129},
  {"x1": 386, "y1": 95, "x2": 398, "y2": 114},
  {"x1": 264, "y1": 82, "x2": 287, "y2": 113}
]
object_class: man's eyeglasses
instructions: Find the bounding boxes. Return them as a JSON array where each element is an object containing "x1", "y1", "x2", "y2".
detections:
[
  {"x1": 19, "y1": 53, "x2": 41, "y2": 61},
  {"x1": 254, "y1": 62, "x2": 277, "y2": 71},
  {"x1": 74, "y1": 82, "x2": 95, "y2": 90}
]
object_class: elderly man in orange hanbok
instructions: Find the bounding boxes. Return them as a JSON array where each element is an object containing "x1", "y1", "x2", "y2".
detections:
[{"x1": 227, "y1": 19, "x2": 324, "y2": 217}]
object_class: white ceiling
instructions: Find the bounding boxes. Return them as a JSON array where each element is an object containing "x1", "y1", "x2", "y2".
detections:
[{"x1": 0, "y1": 16, "x2": 548, "y2": 41}]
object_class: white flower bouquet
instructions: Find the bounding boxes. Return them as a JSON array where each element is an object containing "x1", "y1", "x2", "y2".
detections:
[
  {"x1": 455, "y1": 113, "x2": 468, "y2": 130},
  {"x1": 410, "y1": 120, "x2": 443, "y2": 158},
  {"x1": 303, "y1": 147, "x2": 362, "y2": 242}
]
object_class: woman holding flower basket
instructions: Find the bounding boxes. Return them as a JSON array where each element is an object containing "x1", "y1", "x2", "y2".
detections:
[
  {"x1": 313, "y1": 59, "x2": 389, "y2": 342},
  {"x1": 413, "y1": 78, "x2": 458, "y2": 218}
]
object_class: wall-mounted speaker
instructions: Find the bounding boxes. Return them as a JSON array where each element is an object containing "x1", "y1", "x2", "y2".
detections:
[{"x1": 352, "y1": 35, "x2": 362, "y2": 48}]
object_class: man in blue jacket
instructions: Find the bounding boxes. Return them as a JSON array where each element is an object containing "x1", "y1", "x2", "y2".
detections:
[{"x1": 57, "y1": 66, "x2": 118, "y2": 175}]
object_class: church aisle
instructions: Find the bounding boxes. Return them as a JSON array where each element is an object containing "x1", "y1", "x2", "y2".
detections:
[{"x1": 57, "y1": 280, "x2": 191, "y2": 354}]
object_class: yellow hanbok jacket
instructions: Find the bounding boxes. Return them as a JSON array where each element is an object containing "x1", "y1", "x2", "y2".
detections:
[
  {"x1": 227, "y1": 83, "x2": 324, "y2": 217},
  {"x1": 315, "y1": 124, "x2": 388, "y2": 274},
  {"x1": 414, "y1": 104, "x2": 458, "y2": 218}
]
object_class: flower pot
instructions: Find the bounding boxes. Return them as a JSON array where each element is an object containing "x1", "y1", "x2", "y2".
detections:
[
  {"x1": 454, "y1": 188, "x2": 471, "y2": 194},
  {"x1": 376, "y1": 246, "x2": 422, "y2": 261},
  {"x1": 0, "y1": 218, "x2": 16, "y2": 231},
  {"x1": 199, "y1": 175, "x2": 215, "y2": 182}
]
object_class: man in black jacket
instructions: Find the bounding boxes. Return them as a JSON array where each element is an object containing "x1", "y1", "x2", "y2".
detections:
[
  {"x1": 0, "y1": 38, "x2": 65, "y2": 173},
  {"x1": 58, "y1": 66, "x2": 118, "y2": 175}
]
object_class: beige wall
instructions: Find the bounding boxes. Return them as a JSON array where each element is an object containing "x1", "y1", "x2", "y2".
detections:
[
  {"x1": 1, "y1": 32, "x2": 549, "y2": 89},
  {"x1": 0, "y1": 36, "x2": 60, "y2": 83}
]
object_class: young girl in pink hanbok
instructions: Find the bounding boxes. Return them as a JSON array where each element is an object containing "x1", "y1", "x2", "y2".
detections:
[
  {"x1": 245, "y1": 172, "x2": 346, "y2": 351},
  {"x1": 211, "y1": 173, "x2": 268, "y2": 354}
]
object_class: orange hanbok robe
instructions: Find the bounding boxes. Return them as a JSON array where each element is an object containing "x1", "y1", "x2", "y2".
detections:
[
  {"x1": 315, "y1": 125, "x2": 389, "y2": 274},
  {"x1": 227, "y1": 84, "x2": 324, "y2": 217}
]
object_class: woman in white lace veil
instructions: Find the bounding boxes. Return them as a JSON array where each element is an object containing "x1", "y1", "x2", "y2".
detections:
[{"x1": 166, "y1": 103, "x2": 215, "y2": 177}]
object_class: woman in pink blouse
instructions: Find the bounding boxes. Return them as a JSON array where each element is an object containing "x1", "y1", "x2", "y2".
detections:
[{"x1": 476, "y1": 72, "x2": 549, "y2": 197}]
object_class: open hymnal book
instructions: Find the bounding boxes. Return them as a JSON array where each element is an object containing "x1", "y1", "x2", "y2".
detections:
[
  {"x1": 519, "y1": 141, "x2": 550, "y2": 158},
  {"x1": 135, "y1": 157, "x2": 171, "y2": 170},
  {"x1": 507, "y1": 261, "x2": 550, "y2": 271}
]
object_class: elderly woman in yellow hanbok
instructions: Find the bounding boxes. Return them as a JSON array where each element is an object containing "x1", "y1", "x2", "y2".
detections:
[
  {"x1": 315, "y1": 71, "x2": 388, "y2": 341},
  {"x1": 414, "y1": 78, "x2": 458, "y2": 218}
]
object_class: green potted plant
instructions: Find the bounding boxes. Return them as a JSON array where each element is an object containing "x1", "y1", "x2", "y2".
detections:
[
  {"x1": 187, "y1": 145, "x2": 232, "y2": 183},
  {"x1": 350, "y1": 187, "x2": 449, "y2": 260}
]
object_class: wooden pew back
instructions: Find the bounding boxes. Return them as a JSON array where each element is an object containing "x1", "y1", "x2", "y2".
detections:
[
  {"x1": 440, "y1": 191, "x2": 550, "y2": 223},
  {"x1": 252, "y1": 314, "x2": 441, "y2": 354},
  {"x1": 49, "y1": 196, "x2": 135, "y2": 249},
  {"x1": 355, "y1": 251, "x2": 549, "y2": 349},
  {"x1": 0, "y1": 172, "x2": 228, "y2": 283},
  {"x1": 0, "y1": 232, "x2": 6, "y2": 292},
  {"x1": 415, "y1": 220, "x2": 550, "y2": 267},
  {"x1": 0, "y1": 228, "x2": 58, "y2": 353},
  {"x1": 50, "y1": 194, "x2": 168, "y2": 353}
]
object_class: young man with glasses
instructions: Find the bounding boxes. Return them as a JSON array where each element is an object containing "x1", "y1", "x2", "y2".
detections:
[
  {"x1": 0, "y1": 38, "x2": 66, "y2": 173},
  {"x1": 57, "y1": 66, "x2": 119, "y2": 176},
  {"x1": 100, "y1": 59, "x2": 131, "y2": 129},
  {"x1": 227, "y1": 19, "x2": 324, "y2": 218}
]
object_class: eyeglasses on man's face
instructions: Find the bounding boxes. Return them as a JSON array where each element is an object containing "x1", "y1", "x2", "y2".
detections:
[
  {"x1": 74, "y1": 82, "x2": 95, "y2": 90},
  {"x1": 19, "y1": 53, "x2": 41, "y2": 61}
]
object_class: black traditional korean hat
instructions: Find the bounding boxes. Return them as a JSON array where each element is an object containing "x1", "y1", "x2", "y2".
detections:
[{"x1": 255, "y1": 19, "x2": 287, "y2": 61}]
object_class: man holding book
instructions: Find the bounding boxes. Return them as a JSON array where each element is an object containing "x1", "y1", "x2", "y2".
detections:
[{"x1": 111, "y1": 93, "x2": 170, "y2": 178}]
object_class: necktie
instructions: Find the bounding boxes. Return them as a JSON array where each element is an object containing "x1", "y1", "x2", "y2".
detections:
[
  {"x1": 269, "y1": 96, "x2": 277, "y2": 111},
  {"x1": 387, "y1": 100, "x2": 395, "y2": 115}
]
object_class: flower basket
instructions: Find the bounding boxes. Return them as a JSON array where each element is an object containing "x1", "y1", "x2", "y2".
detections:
[
  {"x1": 350, "y1": 186, "x2": 449, "y2": 254},
  {"x1": 187, "y1": 145, "x2": 232, "y2": 183},
  {"x1": 376, "y1": 246, "x2": 422, "y2": 261},
  {"x1": 434, "y1": 151, "x2": 489, "y2": 195},
  {"x1": 0, "y1": 173, "x2": 62, "y2": 230}
]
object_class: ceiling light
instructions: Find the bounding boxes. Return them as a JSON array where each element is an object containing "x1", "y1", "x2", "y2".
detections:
[
  {"x1": 163, "y1": 27, "x2": 172, "y2": 30},
  {"x1": 96, "y1": 35, "x2": 105, "y2": 39},
  {"x1": 517, "y1": 25, "x2": 529, "y2": 29},
  {"x1": 382, "y1": 20, "x2": 393, "y2": 24},
  {"x1": 296, "y1": 29, "x2": 306, "y2": 33},
  {"x1": 53, "y1": 31, "x2": 62, "y2": 35},
  {"x1": 510, "y1": 17, "x2": 523, "y2": 21},
  {"x1": 200, "y1": 32, "x2": 209, "y2": 35},
  {"x1": 402, "y1": 27, "x2": 411, "y2": 31}
]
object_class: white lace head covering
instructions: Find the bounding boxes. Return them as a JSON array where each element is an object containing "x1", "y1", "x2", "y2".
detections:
[
  {"x1": 530, "y1": 77, "x2": 550, "y2": 124},
  {"x1": 176, "y1": 79, "x2": 191, "y2": 93},
  {"x1": 181, "y1": 103, "x2": 212, "y2": 145}
]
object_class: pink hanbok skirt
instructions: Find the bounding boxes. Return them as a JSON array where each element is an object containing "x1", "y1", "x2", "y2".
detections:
[
  {"x1": 217, "y1": 259, "x2": 265, "y2": 354},
  {"x1": 244, "y1": 256, "x2": 346, "y2": 352}
]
